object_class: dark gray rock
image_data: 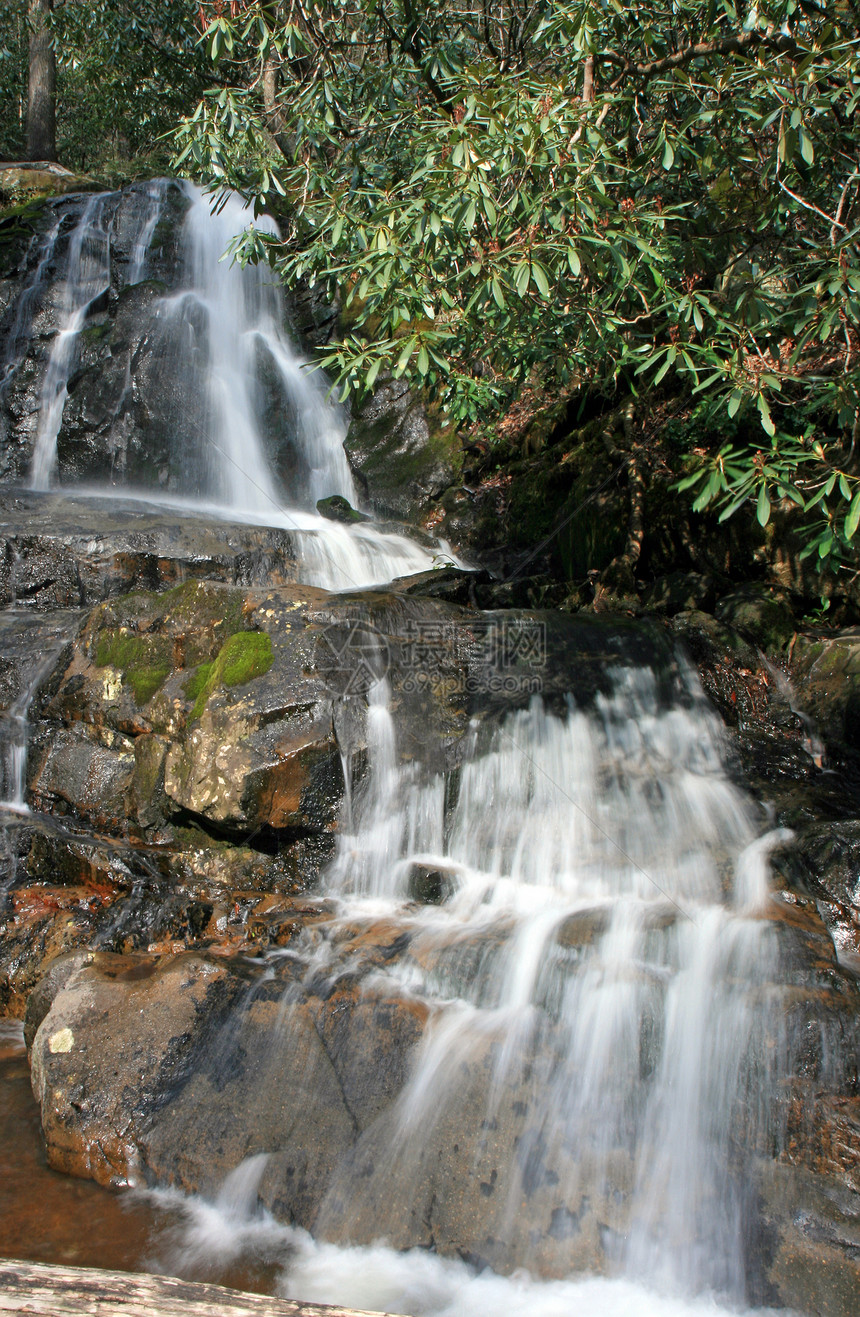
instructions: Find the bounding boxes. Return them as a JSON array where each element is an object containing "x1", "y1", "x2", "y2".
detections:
[
  {"x1": 0, "y1": 184, "x2": 190, "y2": 485},
  {"x1": 0, "y1": 489, "x2": 299, "y2": 609},
  {"x1": 642, "y1": 570, "x2": 717, "y2": 615},
  {"x1": 316, "y1": 494, "x2": 369, "y2": 524},
  {"x1": 345, "y1": 377, "x2": 458, "y2": 522}
]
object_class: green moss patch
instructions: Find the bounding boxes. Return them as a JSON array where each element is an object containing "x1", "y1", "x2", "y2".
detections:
[
  {"x1": 95, "y1": 630, "x2": 172, "y2": 704},
  {"x1": 185, "y1": 631, "x2": 274, "y2": 721},
  {"x1": 182, "y1": 662, "x2": 214, "y2": 705}
]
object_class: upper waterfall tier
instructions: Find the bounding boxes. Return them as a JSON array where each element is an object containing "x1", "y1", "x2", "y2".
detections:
[{"x1": 0, "y1": 180, "x2": 452, "y2": 591}]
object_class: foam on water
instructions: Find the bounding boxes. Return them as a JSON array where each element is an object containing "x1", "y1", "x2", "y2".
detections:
[{"x1": 143, "y1": 1178, "x2": 793, "y2": 1317}]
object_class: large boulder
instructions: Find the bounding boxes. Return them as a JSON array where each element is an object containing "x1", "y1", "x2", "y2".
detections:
[{"x1": 28, "y1": 580, "x2": 345, "y2": 842}]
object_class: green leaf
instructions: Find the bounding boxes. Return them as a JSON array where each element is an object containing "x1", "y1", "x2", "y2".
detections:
[
  {"x1": 845, "y1": 491, "x2": 860, "y2": 540},
  {"x1": 653, "y1": 353, "x2": 674, "y2": 385},
  {"x1": 515, "y1": 263, "x2": 530, "y2": 298},
  {"x1": 757, "y1": 484, "x2": 771, "y2": 527},
  {"x1": 676, "y1": 468, "x2": 708, "y2": 492},
  {"x1": 718, "y1": 489, "x2": 755, "y2": 522},
  {"x1": 491, "y1": 278, "x2": 506, "y2": 309},
  {"x1": 757, "y1": 394, "x2": 775, "y2": 437},
  {"x1": 531, "y1": 262, "x2": 551, "y2": 298},
  {"x1": 365, "y1": 356, "x2": 383, "y2": 390},
  {"x1": 662, "y1": 140, "x2": 675, "y2": 170}
]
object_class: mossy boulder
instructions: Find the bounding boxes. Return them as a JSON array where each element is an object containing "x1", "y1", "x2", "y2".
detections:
[
  {"x1": 183, "y1": 630, "x2": 274, "y2": 722},
  {"x1": 715, "y1": 586, "x2": 797, "y2": 654},
  {"x1": 789, "y1": 629, "x2": 860, "y2": 754},
  {"x1": 316, "y1": 494, "x2": 369, "y2": 524},
  {"x1": 32, "y1": 581, "x2": 345, "y2": 841}
]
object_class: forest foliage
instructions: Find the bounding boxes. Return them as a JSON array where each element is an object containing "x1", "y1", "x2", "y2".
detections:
[{"x1": 174, "y1": 0, "x2": 860, "y2": 572}]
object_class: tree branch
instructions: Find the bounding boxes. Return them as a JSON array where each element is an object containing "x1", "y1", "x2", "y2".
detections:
[{"x1": 603, "y1": 30, "x2": 803, "y2": 84}]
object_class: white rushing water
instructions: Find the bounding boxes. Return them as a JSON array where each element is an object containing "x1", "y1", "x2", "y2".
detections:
[
  {"x1": 23, "y1": 182, "x2": 451, "y2": 591},
  {"x1": 127, "y1": 179, "x2": 168, "y2": 285},
  {"x1": 148, "y1": 661, "x2": 794, "y2": 1314},
  {"x1": 144, "y1": 1182, "x2": 790, "y2": 1317},
  {"x1": 0, "y1": 611, "x2": 83, "y2": 813},
  {"x1": 30, "y1": 193, "x2": 115, "y2": 490}
]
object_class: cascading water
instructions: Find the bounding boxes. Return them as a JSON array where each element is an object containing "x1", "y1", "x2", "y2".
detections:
[
  {"x1": 316, "y1": 668, "x2": 788, "y2": 1295},
  {"x1": 0, "y1": 210, "x2": 62, "y2": 402},
  {"x1": 0, "y1": 611, "x2": 82, "y2": 814},
  {"x1": 30, "y1": 193, "x2": 115, "y2": 491},
  {"x1": 127, "y1": 179, "x2": 168, "y2": 285},
  {"x1": 19, "y1": 181, "x2": 452, "y2": 591},
  {"x1": 149, "y1": 659, "x2": 796, "y2": 1316}
]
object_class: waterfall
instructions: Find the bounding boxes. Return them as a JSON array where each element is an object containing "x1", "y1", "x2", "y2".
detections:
[
  {"x1": 155, "y1": 183, "x2": 355, "y2": 516},
  {"x1": 127, "y1": 179, "x2": 168, "y2": 285},
  {"x1": 2, "y1": 181, "x2": 817, "y2": 1315},
  {"x1": 152, "y1": 660, "x2": 796, "y2": 1314},
  {"x1": 17, "y1": 182, "x2": 452, "y2": 591},
  {"x1": 0, "y1": 613, "x2": 82, "y2": 813},
  {"x1": 314, "y1": 664, "x2": 790, "y2": 1301},
  {"x1": 0, "y1": 209, "x2": 62, "y2": 402}
]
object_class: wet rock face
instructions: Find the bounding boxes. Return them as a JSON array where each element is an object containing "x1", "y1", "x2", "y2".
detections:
[
  {"x1": 789, "y1": 629, "x2": 860, "y2": 754},
  {"x1": 774, "y1": 823, "x2": 860, "y2": 966},
  {"x1": 345, "y1": 378, "x2": 458, "y2": 523},
  {"x1": 0, "y1": 490, "x2": 300, "y2": 611},
  {"x1": 0, "y1": 183, "x2": 190, "y2": 485},
  {"x1": 27, "y1": 944, "x2": 426, "y2": 1206},
  {"x1": 0, "y1": 813, "x2": 338, "y2": 1017}
]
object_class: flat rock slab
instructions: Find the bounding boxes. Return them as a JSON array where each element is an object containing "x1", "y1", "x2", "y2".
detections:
[
  {"x1": 0, "y1": 1259, "x2": 404, "y2": 1317},
  {"x1": 0, "y1": 489, "x2": 299, "y2": 608}
]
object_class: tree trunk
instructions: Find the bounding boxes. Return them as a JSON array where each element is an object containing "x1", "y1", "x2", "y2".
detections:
[
  {"x1": 262, "y1": 54, "x2": 286, "y2": 137},
  {"x1": 27, "y1": 0, "x2": 56, "y2": 162}
]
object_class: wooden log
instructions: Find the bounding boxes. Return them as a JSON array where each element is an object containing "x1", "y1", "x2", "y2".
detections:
[{"x1": 0, "y1": 1259, "x2": 407, "y2": 1317}]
